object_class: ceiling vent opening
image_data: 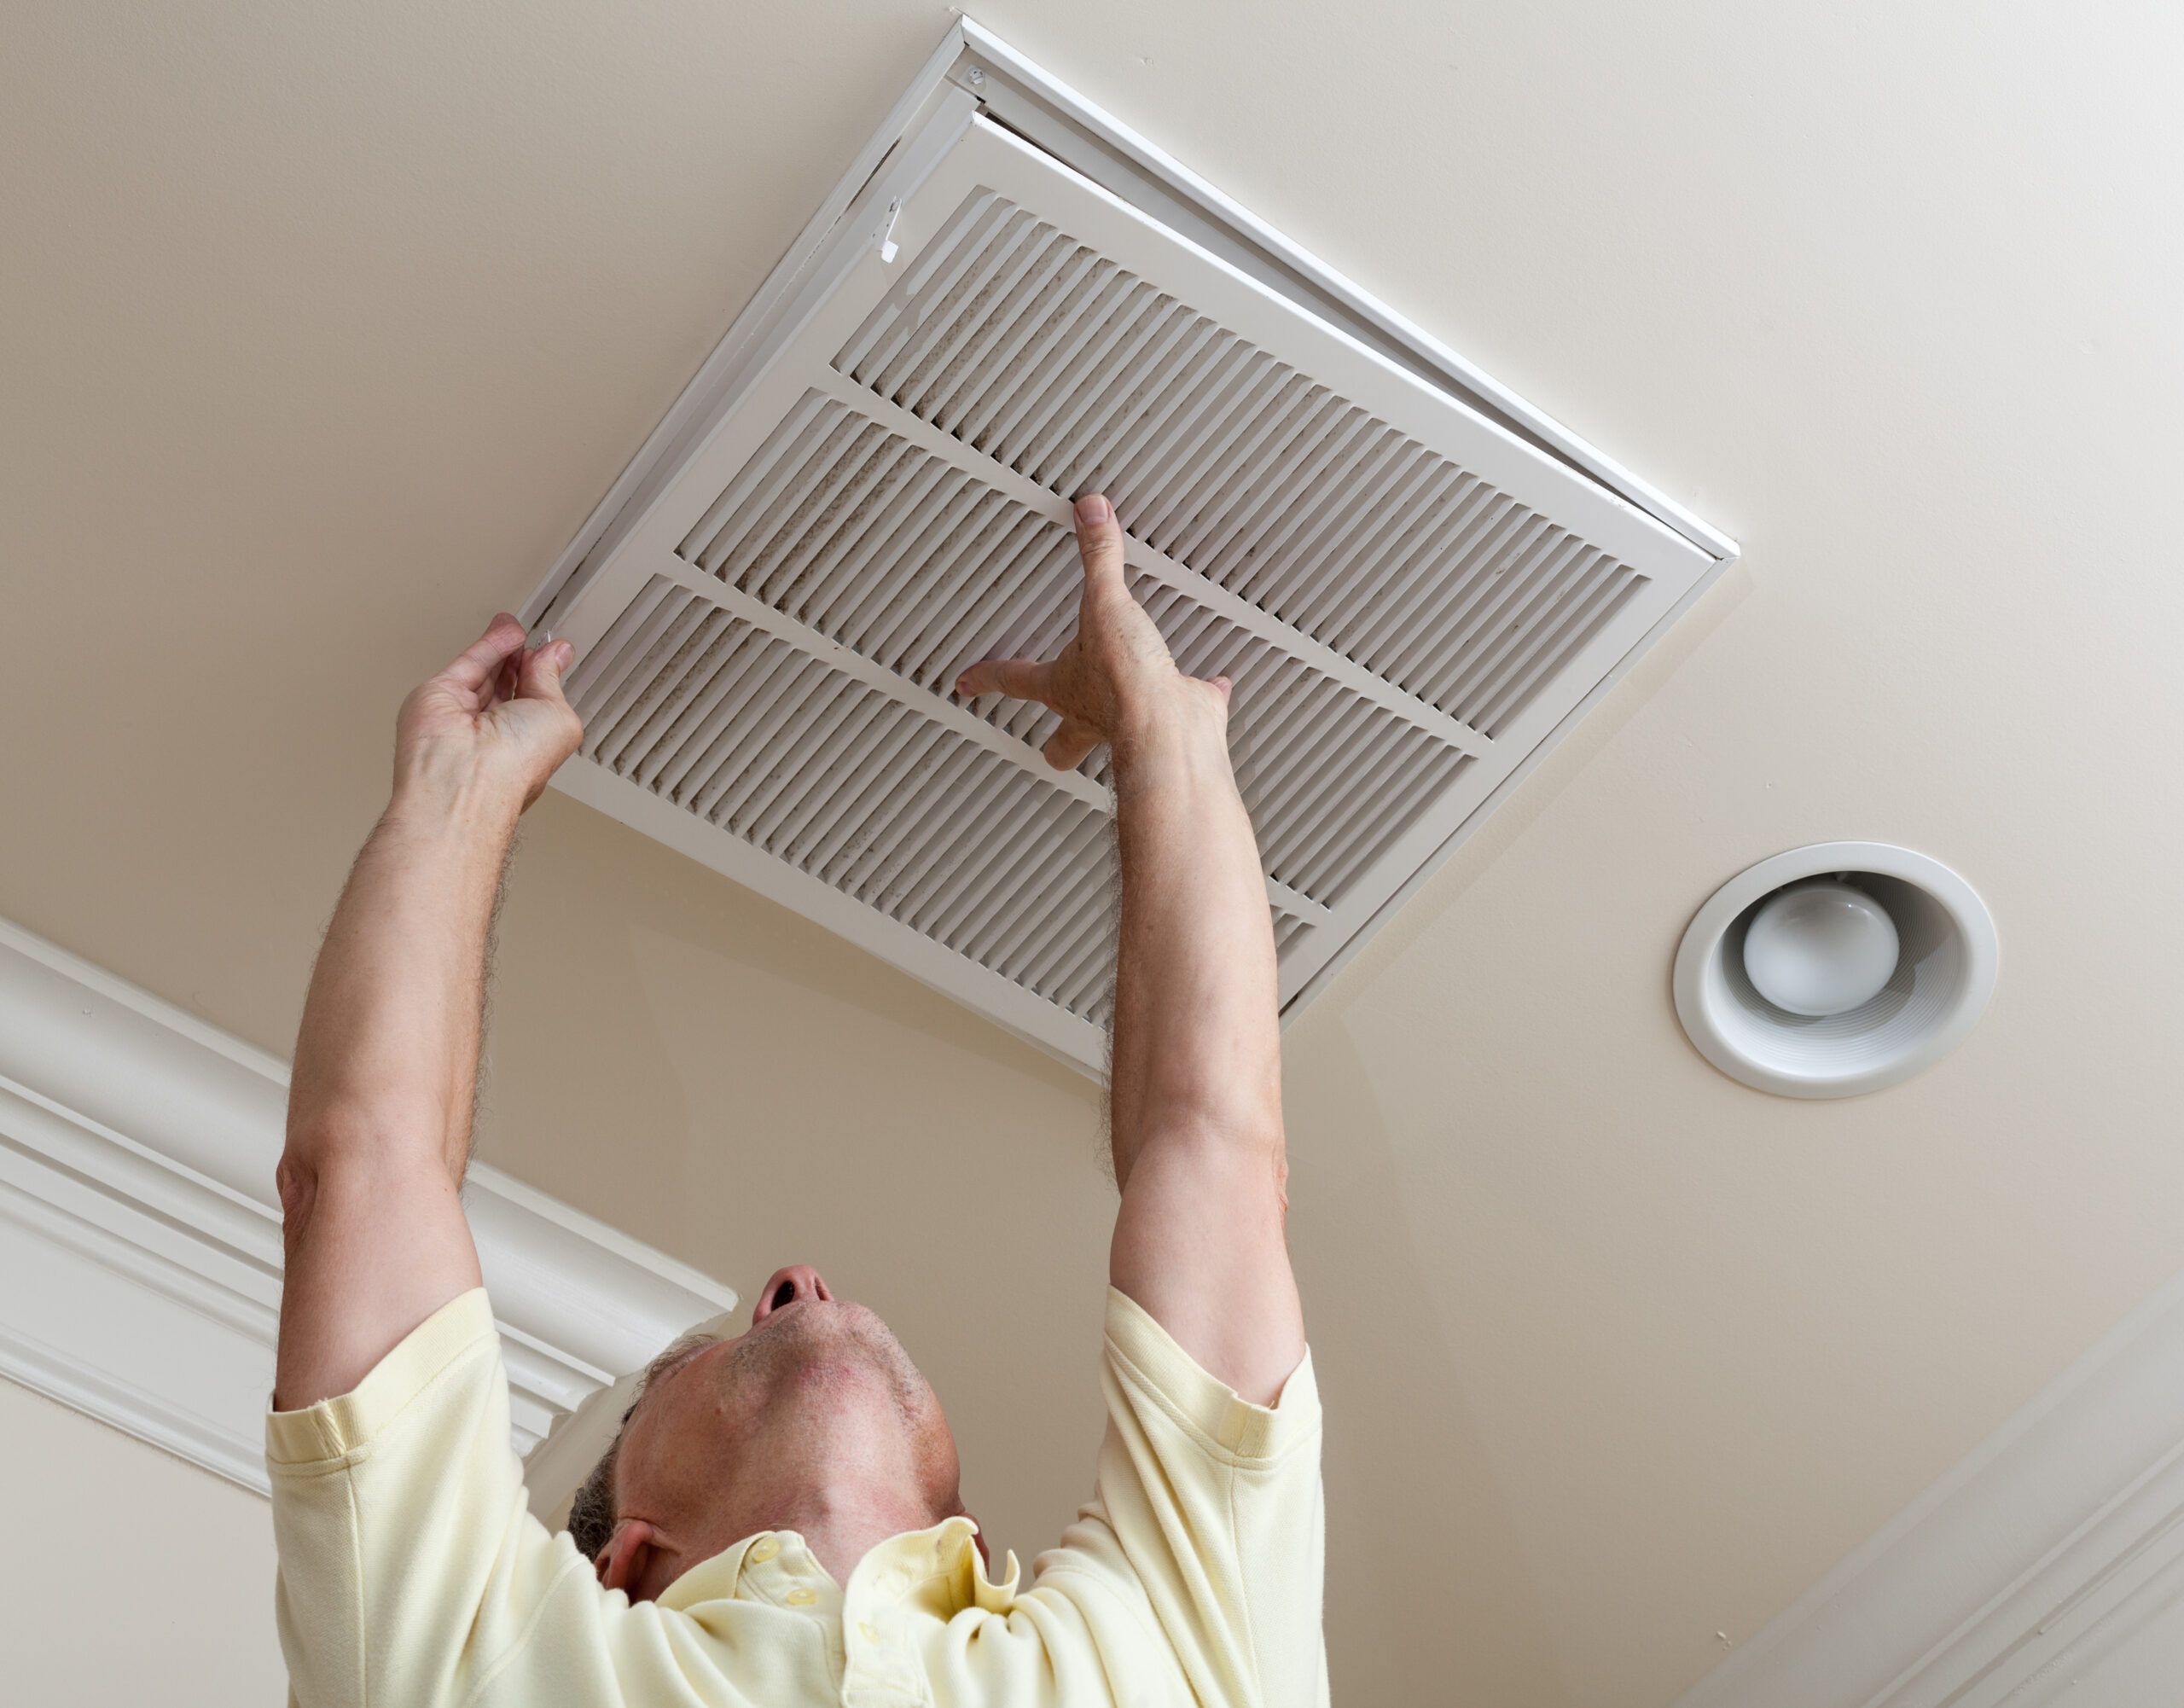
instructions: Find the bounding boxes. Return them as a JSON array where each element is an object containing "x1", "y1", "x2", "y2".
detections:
[{"x1": 526, "y1": 20, "x2": 1738, "y2": 1075}]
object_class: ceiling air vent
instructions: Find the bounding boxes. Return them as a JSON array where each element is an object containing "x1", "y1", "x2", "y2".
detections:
[{"x1": 525, "y1": 20, "x2": 1737, "y2": 1075}]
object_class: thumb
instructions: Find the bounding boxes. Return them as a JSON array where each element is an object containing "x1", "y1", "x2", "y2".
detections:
[
  {"x1": 1072, "y1": 493, "x2": 1125, "y2": 590},
  {"x1": 517, "y1": 637, "x2": 577, "y2": 705}
]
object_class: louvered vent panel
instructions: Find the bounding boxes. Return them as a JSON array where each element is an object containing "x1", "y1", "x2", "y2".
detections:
[
  {"x1": 676, "y1": 391, "x2": 1471, "y2": 908},
  {"x1": 570, "y1": 578, "x2": 1136, "y2": 1026},
  {"x1": 531, "y1": 107, "x2": 1724, "y2": 1073},
  {"x1": 679, "y1": 392, "x2": 1096, "y2": 773},
  {"x1": 835, "y1": 189, "x2": 1649, "y2": 738}
]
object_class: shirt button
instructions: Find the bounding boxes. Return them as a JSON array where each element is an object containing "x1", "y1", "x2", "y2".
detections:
[
  {"x1": 786, "y1": 1587, "x2": 817, "y2": 1606},
  {"x1": 747, "y1": 1537, "x2": 780, "y2": 1563},
  {"x1": 858, "y1": 1620, "x2": 880, "y2": 1642}
]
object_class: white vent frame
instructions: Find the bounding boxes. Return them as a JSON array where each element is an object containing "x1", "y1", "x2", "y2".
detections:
[{"x1": 526, "y1": 20, "x2": 1737, "y2": 1076}]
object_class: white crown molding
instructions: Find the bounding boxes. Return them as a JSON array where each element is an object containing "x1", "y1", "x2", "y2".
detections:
[
  {"x1": 0, "y1": 915, "x2": 737, "y2": 1511},
  {"x1": 1675, "y1": 1269, "x2": 2184, "y2": 1708}
]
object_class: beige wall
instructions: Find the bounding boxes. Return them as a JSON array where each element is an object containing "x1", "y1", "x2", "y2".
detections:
[
  {"x1": 0, "y1": 1379, "x2": 288, "y2": 1704},
  {"x1": 7, "y1": 3, "x2": 2184, "y2": 1705}
]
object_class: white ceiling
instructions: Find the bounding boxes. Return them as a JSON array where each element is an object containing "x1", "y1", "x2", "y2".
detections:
[{"x1": 5, "y1": 3, "x2": 2182, "y2": 1703}]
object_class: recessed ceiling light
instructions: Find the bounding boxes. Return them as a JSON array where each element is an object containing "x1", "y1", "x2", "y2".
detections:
[
  {"x1": 1741, "y1": 880, "x2": 1901, "y2": 1017},
  {"x1": 1674, "y1": 843, "x2": 1998, "y2": 1099}
]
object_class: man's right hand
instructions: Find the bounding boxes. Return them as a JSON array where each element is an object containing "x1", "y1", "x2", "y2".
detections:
[
  {"x1": 956, "y1": 494, "x2": 1230, "y2": 776},
  {"x1": 393, "y1": 613, "x2": 583, "y2": 817},
  {"x1": 956, "y1": 492, "x2": 1303, "y2": 1408}
]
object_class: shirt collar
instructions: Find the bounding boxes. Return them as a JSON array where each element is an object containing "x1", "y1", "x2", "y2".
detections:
[{"x1": 656, "y1": 1515, "x2": 1019, "y2": 1617}]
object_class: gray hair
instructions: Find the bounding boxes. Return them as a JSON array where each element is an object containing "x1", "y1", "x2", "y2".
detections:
[{"x1": 566, "y1": 1327, "x2": 724, "y2": 1564}]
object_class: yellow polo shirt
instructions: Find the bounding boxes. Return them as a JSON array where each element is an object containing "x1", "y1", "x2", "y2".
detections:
[{"x1": 267, "y1": 1287, "x2": 1325, "y2": 1708}]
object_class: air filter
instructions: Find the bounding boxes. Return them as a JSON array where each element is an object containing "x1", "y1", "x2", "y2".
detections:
[{"x1": 525, "y1": 21, "x2": 1737, "y2": 1074}]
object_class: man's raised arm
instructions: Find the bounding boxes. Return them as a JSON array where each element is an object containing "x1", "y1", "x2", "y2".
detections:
[
  {"x1": 960, "y1": 495, "x2": 1305, "y2": 1404},
  {"x1": 273, "y1": 614, "x2": 579, "y2": 1410}
]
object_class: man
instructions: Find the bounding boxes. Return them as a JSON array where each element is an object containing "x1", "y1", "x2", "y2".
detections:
[{"x1": 268, "y1": 494, "x2": 1324, "y2": 1707}]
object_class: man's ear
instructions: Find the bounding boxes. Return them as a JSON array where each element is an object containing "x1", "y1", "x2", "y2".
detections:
[{"x1": 594, "y1": 1519, "x2": 659, "y2": 1597}]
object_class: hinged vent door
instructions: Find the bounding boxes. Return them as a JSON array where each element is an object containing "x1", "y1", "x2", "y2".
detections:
[{"x1": 538, "y1": 114, "x2": 1717, "y2": 1073}]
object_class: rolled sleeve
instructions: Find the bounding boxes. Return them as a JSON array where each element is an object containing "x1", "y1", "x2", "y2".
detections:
[
  {"x1": 266, "y1": 1287, "x2": 500, "y2": 1467},
  {"x1": 266, "y1": 1288, "x2": 589, "y2": 1708},
  {"x1": 1031, "y1": 1287, "x2": 1327, "y2": 1708},
  {"x1": 1101, "y1": 1286, "x2": 1321, "y2": 1461}
]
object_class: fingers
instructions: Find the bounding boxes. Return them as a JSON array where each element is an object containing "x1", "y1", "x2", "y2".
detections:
[
  {"x1": 517, "y1": 636, "x2": 578, "y2": 705},
  {"x1": 955, "y1": 655, "x2": 1054, "y2": 704},
  {"x1": 1072, "y1": 493, "x2": 1126, "y2": 591},
  {"x1": 513, "y1": 638, "x2": 584, "y2": 805},
  {"x1": 1042, "y1": 717, "x2": 1100, "y2": 771},
  {"x1": 441, "y1": 613, "x2": 530, "y2": 694}
]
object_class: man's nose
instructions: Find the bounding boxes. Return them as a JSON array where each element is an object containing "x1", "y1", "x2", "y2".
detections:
[{"x1": 752, "y1": 1264, "x2": 832, "y2": 1325}]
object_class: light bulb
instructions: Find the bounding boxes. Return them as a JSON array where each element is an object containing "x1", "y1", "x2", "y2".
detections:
[{"x1": 1741, "y1": 880, "x2": 1900, "y2": 1016}]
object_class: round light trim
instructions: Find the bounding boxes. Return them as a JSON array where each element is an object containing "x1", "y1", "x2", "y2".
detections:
[{"x1": 1674, "y1": 843, "x2": 1998, "y2": 1099}]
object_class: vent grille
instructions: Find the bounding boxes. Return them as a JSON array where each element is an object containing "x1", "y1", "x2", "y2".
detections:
[
  {"x1": 681, "y1": 392, "x2": 1095, "y2": 771},
  {"x1": 674, "y1": 392, "x2": 1471, "y2": 908},
  {"x1": 572, "y1": 580, "x2": 1127, "y2": 1025},
  {"x1": 836, "y1": 189, "x2": 1648, "y2": 736},
  {"x1": 531, "y1": 109, "x2": 1720, "y2": 1072}
]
